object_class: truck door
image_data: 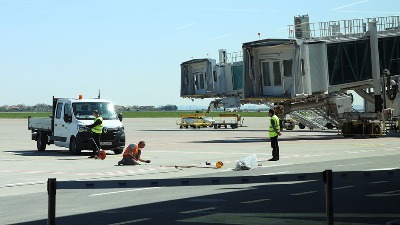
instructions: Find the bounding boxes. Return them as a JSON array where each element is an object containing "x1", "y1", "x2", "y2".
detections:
[
  {"x1": 54, "y1": 102, "x2": 68, "y2": 147},
  {"x1": 261, "y1": 59, "x2": 284, "y2": 96},
  {"x1": 54, "y1": 101, "x2": 76, "y2": 148},
  {"x1": 62, "y1": 103, "x2": 75, "y2": 145}
]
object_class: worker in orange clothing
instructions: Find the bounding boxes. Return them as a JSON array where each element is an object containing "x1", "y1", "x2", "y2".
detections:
[{"x1": 118, "y1": 141, "x2": 151, "y2": 165}]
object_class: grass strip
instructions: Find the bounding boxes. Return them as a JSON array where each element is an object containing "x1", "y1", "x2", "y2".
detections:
[{"x1": 0, "y1": 111, "x2": 268, "y2": 119}]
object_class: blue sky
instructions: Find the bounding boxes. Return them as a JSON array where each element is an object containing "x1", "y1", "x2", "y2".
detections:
[{"x1": 1, "y1": 0, "x2": 399, "y2": 107}]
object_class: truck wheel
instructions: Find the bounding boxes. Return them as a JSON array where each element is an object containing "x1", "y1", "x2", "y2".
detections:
[
  {"x1": 299, "y1": 123, "x2": 306, "y2": 129},
  {"x1": 113, "y1": 148, "x2": 123, "y2": 154},
  {"x1": 37, "y1": 132, "x2": 47, "y2": 151},
  {"x1": 69, "y1": 137, "x2": 81, "y2": 155}
]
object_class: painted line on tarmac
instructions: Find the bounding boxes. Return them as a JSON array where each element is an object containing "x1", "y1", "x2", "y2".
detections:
[
  {"x1": 370, "y1": 181, "x2": 389, "y2": 184},
  {"x1": 384, "y1": 148, "x2": 399, "y2": 151},
  {"x1": 345, "y1": 150, "x2": 377, "y2": 154},
  {"x1": 333, "y1": 185, "x2": 354, "y2": 190},
  {"x1": 152, "y1": 150, "x2": 248, "y2": 155},
  {"x1": 0, "y1": 166, "x2": 173, "y2": 177},
  {"x1": 260, "y1": 171, "x2": 292, "y2": 176},
  {"x1": 290, "y1": 190, "x2": 318, "y2": 196},
  {"x1": 181, "y1": 207, "x2": 216, "y2": 214},
  {"x1": 108, "y1": 218, "x2": 151, "y2": 225},
  {"x1": 90, "y1": 187, "x2": 161, "y2": 196},
  {"x1": 364, "y1": 167, "x2": 399, "y2": 171},
  {"x1": 0, "y1": 181, "x2": 46, "y2": 188},
  {"x1": 334, "y1": 162, "x2": 373, "y2": 167},
  {"x1": 258, "y1": 163, "x2": 293, "y2": 168},
  {"x1": 241, "y1": 198, "x2": 271, "y2": 204},
  {"x1": 367, "y1": 190, "x2": 400, "y2": 197}
]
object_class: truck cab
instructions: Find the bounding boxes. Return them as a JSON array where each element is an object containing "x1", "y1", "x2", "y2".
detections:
[{"x1": 29, "y1": 97, "x2": 125, "y2": 155}]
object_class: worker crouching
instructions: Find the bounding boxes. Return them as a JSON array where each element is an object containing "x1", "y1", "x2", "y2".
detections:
[{"x1": 118, "y1": 141, "x2": 151, "y2": 165}]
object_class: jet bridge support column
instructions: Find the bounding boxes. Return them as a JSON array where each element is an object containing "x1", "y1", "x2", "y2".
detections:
[{"x1": 369, "y1": 21, "x2": 383, "y2": 112}]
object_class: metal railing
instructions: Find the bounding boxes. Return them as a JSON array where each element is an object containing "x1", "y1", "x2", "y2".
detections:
[
  {"x1": 290, "y1": 109, "x2": 328, "y2": 130},
  {"x1": 46, "y1": 169, "x2": 400, "y2": 225},
  {"x1": 226, "y1": 51, "x2": 243, "y2": 63},
  {"x1": 289, "y1": 15, "x2": 400, "y2": 40}
]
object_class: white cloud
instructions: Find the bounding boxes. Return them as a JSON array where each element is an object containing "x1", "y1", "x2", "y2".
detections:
[
  {"x1": 179, "y1": 8, "x2": 261, "y2": 12},
  {"x1": 335, "y1": 10, "x2": 400, "y2": 14},
  {"x1": 176, "y1": 22, "x2": 195, "y2": 30},
  {"x1": 331, "y1": 0, "x2": 370, "y2": 11}
]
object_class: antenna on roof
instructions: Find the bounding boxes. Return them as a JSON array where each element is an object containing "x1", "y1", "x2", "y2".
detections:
[{"x1": 98, "y1": 89, "x2": 101, "y2": 99}]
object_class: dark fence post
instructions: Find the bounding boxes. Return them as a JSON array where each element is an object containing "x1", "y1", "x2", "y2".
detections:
[
  {"x1": 48, "y1": 178, "x2": 56, "y2": 225},
  {"x1": 323, "y1": 170, "x2": 333, "y2": 225}
]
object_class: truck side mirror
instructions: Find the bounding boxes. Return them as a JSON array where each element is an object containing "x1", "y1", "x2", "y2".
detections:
[{"x1": 118, "y1": 113, "x2": 123, "y2": 122}]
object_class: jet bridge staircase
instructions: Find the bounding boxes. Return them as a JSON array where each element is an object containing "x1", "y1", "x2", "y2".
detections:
[{"x1": 289, "y1": 107, "x2": 342, "y2": 130}]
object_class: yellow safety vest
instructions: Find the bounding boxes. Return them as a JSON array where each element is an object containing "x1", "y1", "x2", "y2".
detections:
[
  {"x1": 269, "y1": 115, "x2": 280, "y2": 137},
  {"x1": 91, "y1": 116, "x2": 103, "y2": 134}
]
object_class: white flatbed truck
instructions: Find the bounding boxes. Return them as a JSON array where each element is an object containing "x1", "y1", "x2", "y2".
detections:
[{"x1": 28, "y1": 96, "x2": 125, "y2": 155}]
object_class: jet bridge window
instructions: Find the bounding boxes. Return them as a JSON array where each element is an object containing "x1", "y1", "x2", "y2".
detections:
[
  {"x1": 273, "y1": 61, "x2": 282, "y2": 86},
  {"x1": 283, "y1": 60, "x2": 293, "y2": 77},
  {"x1": 200, "y1": 73, "x2": 205, "y2": 88},
  {"x1": 194, "y1": 73, "x2": 205, "y2": 90},
  {"x1": 262, "y1": 62, "x2": 271, "y2": 86},
  {"x1": 301, "y1": 59, "x2": 305, "y2": 76},
  {"x1": 232, "y1": 65, "x2": 243, "y2": 90},
  {"x1": 213, "y1": 71, "x2": 217, "y2": 82}
]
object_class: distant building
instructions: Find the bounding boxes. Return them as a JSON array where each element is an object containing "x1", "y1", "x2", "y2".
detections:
[{"x1": 161, "y1": 105, "x2": 178, "y2": 111}]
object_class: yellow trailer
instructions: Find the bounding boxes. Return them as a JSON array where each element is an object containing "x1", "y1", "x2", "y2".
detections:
[
  {"x1": 212, "y1": 113, "x2": 243, "y2": 129},
  {"x1": 177, "y1": 113, "x2": 213, "y2": 129}
]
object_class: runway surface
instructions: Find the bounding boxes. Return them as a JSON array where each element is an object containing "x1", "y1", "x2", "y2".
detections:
[{"x1": 0, "y1": 118, "x2": 399, "y2": 224}]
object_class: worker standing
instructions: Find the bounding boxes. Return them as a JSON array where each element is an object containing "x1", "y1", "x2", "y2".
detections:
[
  {"x1": 118, "y1": 141, "x2": 151, "y2": 165},
  {"x1": 86, "y1": 110, "x2": 103, "y2": 158},
  {"x1": 268, "y1": 108, "x2": 282, "y2": 161}
]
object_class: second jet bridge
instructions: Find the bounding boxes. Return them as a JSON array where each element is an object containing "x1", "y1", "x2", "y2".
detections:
[
  {"x1": 242, "y1": 39, "x2": 329, "y2": 100},
  {"x1": 180, "y1": 54, "x2": 243, "y2": 99}
]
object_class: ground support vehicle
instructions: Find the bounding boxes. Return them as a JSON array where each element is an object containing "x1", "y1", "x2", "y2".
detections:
[
  {"x1": 212, "y1": 113, "x2": 243, "y2": 129},
  {"x1": 341, "y1": 120, "x2": 382, "y2": 138},
  {"x1": 28, "y1": 96, "x2": 125, "y2": 155},
  {"x1": 177, "y1": 113, "x2": 213, "y2": 129},
  {"x1": 282, "y1": 118, "x2": 295, "y2": 130}
]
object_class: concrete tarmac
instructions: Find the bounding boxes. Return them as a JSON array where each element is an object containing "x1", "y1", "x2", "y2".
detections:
[{"x1": 0, "y1": 118, "x2": 399, "y2": 224}]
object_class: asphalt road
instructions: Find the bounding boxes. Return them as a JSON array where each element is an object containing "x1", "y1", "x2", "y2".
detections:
[{"x1": 0, "y1": 118, "x2": 399, "y2": 225}]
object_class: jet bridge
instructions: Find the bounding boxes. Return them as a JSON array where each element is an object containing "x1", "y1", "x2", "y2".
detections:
[{"x1": 179, "y1": 15, "x2": 400, "y2": 134}]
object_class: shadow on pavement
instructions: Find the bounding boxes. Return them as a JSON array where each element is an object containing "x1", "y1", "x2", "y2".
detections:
[
  {"x1": 192, "y1": 134, "x2": 344, "y2": 144},
  {"x1": 4, "y1": 150, "x2": 114, "y2": 158},
  {"x1": 9, "y1": 170, "x2": 400, "y2": 225}
]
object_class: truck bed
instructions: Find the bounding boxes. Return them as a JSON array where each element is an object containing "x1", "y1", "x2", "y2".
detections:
[{"x1": 28, "y1": 117, "x2": 52, "y2": 131}]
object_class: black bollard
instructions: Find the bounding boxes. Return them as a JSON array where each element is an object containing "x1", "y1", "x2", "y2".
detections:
[
  {"x1": 322, "y1": 170, "x2": 333, "y2": 225},
  {"x1": 48, "y1": 178, "x2": 56, "y2": 225}
]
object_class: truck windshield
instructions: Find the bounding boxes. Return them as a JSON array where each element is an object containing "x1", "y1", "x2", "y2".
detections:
[{"x1": 72, "y1": 102, "x2": 117, "y2": 120}]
